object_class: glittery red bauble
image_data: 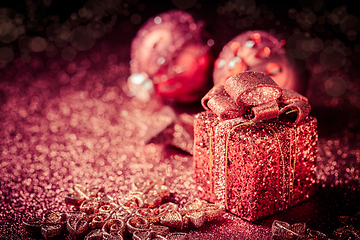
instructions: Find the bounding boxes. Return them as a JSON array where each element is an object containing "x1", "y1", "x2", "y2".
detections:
[
  {"x1": 213, "y1": 30, "x2": 309, "y2": 95},
  {"x1": 129, "y1": 10, "x2": 215, "y2": 103}
]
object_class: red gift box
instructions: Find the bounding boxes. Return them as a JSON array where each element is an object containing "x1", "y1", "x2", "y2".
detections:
[{"x1": 193, "y1": 71, "x2": 318, "y2": 222}]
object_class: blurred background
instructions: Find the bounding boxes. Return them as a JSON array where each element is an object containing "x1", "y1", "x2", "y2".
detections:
[{"x1": 1, "y1": 0, "x2": 359, "y2": 107}]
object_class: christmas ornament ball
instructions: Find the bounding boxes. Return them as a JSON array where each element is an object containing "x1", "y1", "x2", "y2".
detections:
[
  {"x1": 129, "y1": 10, "x2": 215, "y2": 103},
  {"x1": 213, "y1": 30, "x2": 309, "y2": 95}
]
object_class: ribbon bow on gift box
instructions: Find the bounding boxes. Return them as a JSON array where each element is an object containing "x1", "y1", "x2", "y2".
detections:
[{"x1": 201, "y1": 71, "x2": 311, "y2": 125}]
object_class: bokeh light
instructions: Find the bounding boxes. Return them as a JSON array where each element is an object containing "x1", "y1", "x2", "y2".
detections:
[
  {"x1": 70, "y1": 26, "x2": 96, "y2": 51},
  {"x1": 0, "y1": 47, "x2": 14, "y2": 66},
  {"x1": 88, "y1": 20, "x2": 106, "y2": 38},
  {"x1": 61, "y1": 46, "x2": 77, "y2": 61},
  {"x1": 29, "y1": 36, "x2": 48, "y2": 52},
  {"x1": 324, "y1": 76, "x2": 347, "y2": 97},
  {"x1": 320, "y1": 45, "x2": 347, "y2": 71}
]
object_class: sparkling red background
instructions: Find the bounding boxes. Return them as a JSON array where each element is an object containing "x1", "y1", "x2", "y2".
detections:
[{"x1": 1, "y1": 0, "x2": 360, "y2": 239}]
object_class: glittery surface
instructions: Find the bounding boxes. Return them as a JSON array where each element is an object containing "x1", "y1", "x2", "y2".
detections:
[
  {"x1": 1, "y1": 1, "x2": 360, "y2": 240},
  {"x1": 143, "y1": 106, "x2": 195, "y2": 154},
  {"x1": 194, "y1": 112, "x2": 318, "y2": 221}
]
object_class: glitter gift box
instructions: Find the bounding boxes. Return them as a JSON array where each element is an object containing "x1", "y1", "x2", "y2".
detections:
[{"x1": 193, "y1": 71, "x2": 318, "y2": 222}]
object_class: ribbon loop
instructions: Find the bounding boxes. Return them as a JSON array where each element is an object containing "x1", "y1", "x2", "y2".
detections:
[
  {"x1": 202, "y1": 71, "x2": 310, "y2": 124},
  {"x1": 202, "y1": 84, "x2": 246, "y2": 120},
  {"x1": 278, "y1": 89, "x2": 311, "y2": 125},
  {"x1": 224, "y1": 71, "x2": 282, "y2": 106},
  {"x1": 250, "y1": 100, "x2": 279, "y2": 122}
]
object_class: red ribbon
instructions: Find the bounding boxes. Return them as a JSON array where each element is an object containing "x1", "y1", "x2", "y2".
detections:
[{"x1": 201, "y1": 71, "x2": 311, "y2": 125}]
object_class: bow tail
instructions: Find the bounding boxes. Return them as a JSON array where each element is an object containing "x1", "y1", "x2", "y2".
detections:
[{"x1": 279, "y1": 100, "x2": 311, "y2": 125}]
